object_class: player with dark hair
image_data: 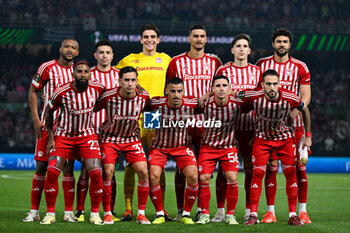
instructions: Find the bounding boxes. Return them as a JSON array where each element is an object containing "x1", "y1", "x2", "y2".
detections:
[
  {"x1": 41, "y1": 60, "x2": 105, "y2": 225},
  {"x1": 75, "y1": 40, "x2": 120, "y2": 223},
  {"x1": 115, "y1": 24, "x2": 171, "y2": 221},
  {"x1": 196, "y1": 75, "x2": 246, "y2": 225},
  {"x1": 166, "y1": 24, "x2": 222, "y2": 221},
  {"x1": 242, "y1": 69, "x2": 311, "y2": 226},
  {"x1": 148, "y1": 77, "x2": 199, "y2": 225},
  {"x1": 25, "y1": 39, "x2": 79, "y2": 223},
  {"x1": 213, "y1": 33, "x2": 262, "y2": 222},
  {"x1": 95, "y1": 66, "x2": 151, "y2": 224},
  {"x1": 256, "y1": 28, "x2": 312, "y2": 224}
]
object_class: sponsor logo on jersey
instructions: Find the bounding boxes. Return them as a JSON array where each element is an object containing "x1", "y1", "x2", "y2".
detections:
[
  {"x1": 136, "y1": 66, "x2": 163, "y2": 72},
  {"x1": 183, "y1": 74, "x2": 211, "y2": 80},
  {"x1": 280, "y1": 80, "x2": 293, "y2": 86},
  {"x1": 70, "y1": 107, "x2": 94, "y2": 115},
  {"x1": 112, "y1": 114, "x2": 139, "y2": 121}
]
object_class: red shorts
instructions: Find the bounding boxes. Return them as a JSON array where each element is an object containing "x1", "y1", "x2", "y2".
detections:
[
  {"x1": 270, "y1": 127, "x2": 307, "y2": 160},
  {"x1": 236, "y1": 130, "x2": 255, "y2": 158},
  {"x1": 148, "y1": 146, "x2": 197, "y2": 171},
  {"x1": 252, "y1": 137, "x2": 297, "y2": 166},
  {"x1": 49, "y1": 135, "x2": 101, "y2": 160},
  {"x1": 100, "y1": 141, "x2": 146, "y2": 165},
  {"x1": 34, "y1": 129, "x2": 49, "y2": 161},
  {"x1": 198, "y1": 145, "x2": 239, "y2": 175}
]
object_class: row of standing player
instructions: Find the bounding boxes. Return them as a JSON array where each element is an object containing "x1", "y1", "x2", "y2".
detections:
[{"x1": 23, "y1": 24, "x2": 311, "y2": 225}]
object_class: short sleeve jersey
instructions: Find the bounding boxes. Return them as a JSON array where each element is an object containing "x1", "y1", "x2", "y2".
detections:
[
  {"x1": 48, "y1": 81, "x2": 105, "y2": 137},
  {"x1": 243, "y1": 89, "x2": 304, "y2": 140},
  {"x1": 95, "y1": 87, "x2": 150, "y2": 144},
  {"x1": 166, "y1": 52, "x2": 222, "y2": 98},
  {"x1": 115, "y1": 52, "x2": 171, "y2": 98},
  {"x1": 149, "y1": 96, "x2": 198, "y2": 148},
  {"x1": 216, "y1": 62, "x2": 262, "y2": 131},
  {"x1": 31, "y1": 59, "x2": 74, "y2": 125},
  {"x1": 256, "y1": 56, "x2": 310, "y2": 127}
]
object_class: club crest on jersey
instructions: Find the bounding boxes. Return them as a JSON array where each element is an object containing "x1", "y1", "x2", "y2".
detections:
[
  {"x1": 156, "y1": 57, "x2": 162, "y2": 63},
  {"x1": 88, "y1": 94, "x2": 95, "y2": 103},
  {"x1": 34, "y1": 74, "x2": 41, "y2": 82},
  {"x1": 134, "y1": 104, "x2": 141, "y2": 114},
  {"x1": 249, "y1": 73, "x2": 256, "y2": 81},
  {"x1": 278, "y1": 109, "x2": 286, "y2": 118},
  {"x1": 143, "y1": 111, "x2": 161, "y2": 129},
  {"x1": 204, "y1": 63, "x2": 210, "y2": 71},
  {"x1": 285, "y1": 69, "x2": 293, "y2": 76}
]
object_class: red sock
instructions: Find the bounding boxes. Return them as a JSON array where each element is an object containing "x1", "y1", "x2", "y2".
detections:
[
  {"x1": 111, "y1": 176, "x2": 116, "y2": 211},
  {"x1": 199, "y1": 182, "x2": 210, "y2": 214},
  {"x1": 250, "y1": 166, "x2": 265, "y2": 213},
  {"x1": 44, "y1": 167, "x2": 61, "y2": 213},
  {"x1": 215, "y1": 170, "x2": 227, "y2": 209},
  {"x1": 137, "y1": 182, "x2": 149, "y2": 211},
  {"x1": 76, "y1": 176, "x2": 89, "y2": 211},
  {"x1": 102, "y1": 179, "x2": 112, "y2": 212},
  {"x1": 62, "y1": 175, "x2": 75, "y2": 211},
  {"x1": 283, "y1": 165, "x2": 298, "y2": 213},
  {"x1": 244, "y1": 168, "x2": 253, "y2": 209},
  {"x1": 175, "y1": 169, "x2": 186, "y2": 210},
  {"x1": 296, "y1": 164, "x2": 308, "y2": 203},
  {"x1": 150, "y1": 185, "x2": 163, "y2": 212},
  {"x1": 264, "y1": 165, "x2": 278, "y2": 205},
  {"x1": 88, "y1": 168, "x2": 103, "y2": 213},
  {"x1": 226, "y1": 182, "x2": 238, "y2": 215},
  {"x1": 31, "y1": 173, "x2": 45, "y2": 210},
  {"x1": 184, "y1": 184, "x2": 198, "y2": 212}
]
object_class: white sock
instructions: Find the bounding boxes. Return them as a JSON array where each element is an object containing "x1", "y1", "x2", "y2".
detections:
[
  {"x1": 156, "y1": 210, "x2": 164, "y2": 216},
  {"x1": 197, "y1": 207, "x2": 202, "y2": 212},
  {"x1": 203, "y1": 214, "x2": 209, "y2": 217},
  {"x1": 182, "y1": 211, "x2": 190, "y2": 216},
  {"x1": 289, "y1": 212, "x2": 297, "y2": 218},
  {"x1": 64, "y1": 211, "x2": 73, "y2": 215},
  {"x1": 299, "y1": 203, "x2": 307, "y2": 214},
  {"x1": 245, "y1": 208, "x2": 251, "y2": 217},
  {"x1": 250, "y1": 212, "x2": 257, "y2": 217},
  {"x1": 90, "y1": 212, "x2": 99, "y2": 216},
  {"x1": 267, "y1": 205, "x2": 275, "y2": 215},
  {"x1": 48, "y1": 212, "x2": 56, "y2": 216},
  {"x1": 104, "y1": 211, "x2": 112, "y2": 216},
  {"x1": 217, "y1": 208, "x2": 225, "y2": 215},
  {"x1": 31, "y1": 210, "x2": 39, "y2": 214},
  {"x1": 138, "y1": 209, "x2": 145, "y2": 216}
]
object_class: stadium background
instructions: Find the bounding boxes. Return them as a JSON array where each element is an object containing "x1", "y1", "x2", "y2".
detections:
[{"x1": 0, "y1": 0, "x2": 349, "y2": 172}]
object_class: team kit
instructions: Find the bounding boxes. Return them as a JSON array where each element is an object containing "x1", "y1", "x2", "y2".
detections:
[{"x1": 24, "y1": 24, "x2": 312, "y2": 226}]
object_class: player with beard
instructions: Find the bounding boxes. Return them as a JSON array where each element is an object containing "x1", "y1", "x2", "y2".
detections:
[
  {"x1": 24, "y1": 39, "x2": 79, "y2": 223},
  {"x1": 242, "y1": 70, "x2": 311, "y2": 226},
  {"x1": 166, "y1": 24, "x2": 222, "y2": 221},
  {"x1": 256, "y1": 29, "x2": 312, "y2": 224},
  {"x1": 75, "y1": 40, "x2": 120, "y2": 223},
  {"x1": 41, "y1": 60, "x2": 105, "y2": 225}
]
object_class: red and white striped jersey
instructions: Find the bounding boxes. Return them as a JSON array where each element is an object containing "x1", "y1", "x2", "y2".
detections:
[
  {"x1": 216, "y1": 62, "x2": 262, "y2": 131},
  {"x1": 90, "y1": 66, "x2": 120, "y2": 133},
  {"x1": 243, "y1": 89, "x2": 303, "y2": 140},
  {"x1": 166, "y1": 52, "x2": 222, "y2": 98},
  {"x1": 96, "y1": 87, "x2": 150, "y2": 144},
  {"x1": 31, "y1": 59, "x2": 74, "y2": 125},
  {"x1": 201, "y1": 95, "x2": 247, "y2": 149},
  {"x1": 149, "y1": 96, "x2": 198, "y2": 148},
  {"x1": 256, "y1": 56, "x2": 310, "y2": 127},
  {"x1": 48, "y1": 81, "x2": 105, "y2": 137}
]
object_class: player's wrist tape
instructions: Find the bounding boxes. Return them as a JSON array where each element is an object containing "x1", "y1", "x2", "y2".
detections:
[{"x1": 305, "y1": 132, "x2": 311, "y2": 137}]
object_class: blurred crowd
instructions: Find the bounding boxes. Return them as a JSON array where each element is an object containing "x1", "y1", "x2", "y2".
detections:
[{"x1": 1, "y1": 0, "x2": 349, "y2": 30}]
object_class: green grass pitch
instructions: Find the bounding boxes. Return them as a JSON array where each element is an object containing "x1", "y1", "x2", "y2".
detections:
[{"x1": 0, "y1": 170, "x2": 349, "y2": 233}]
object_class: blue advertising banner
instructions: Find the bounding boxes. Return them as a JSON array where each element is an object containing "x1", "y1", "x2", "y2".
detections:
[{"x1": 0, "y1": 153, "x2": 350, "y2": 173}]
